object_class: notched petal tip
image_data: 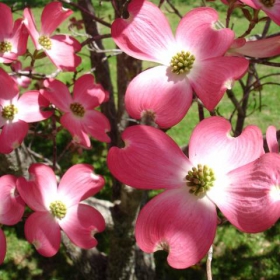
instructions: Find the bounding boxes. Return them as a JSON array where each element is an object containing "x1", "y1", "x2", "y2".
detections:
[
  {"x1": 90, "y1": 172, "x2": 101, "y2": 182},
  {"x1": 155, "y1": 240, "x2": 170, "y2": 253},
  {"x1": 224, "y1": 78, "x2": 234, "y2": 90}
]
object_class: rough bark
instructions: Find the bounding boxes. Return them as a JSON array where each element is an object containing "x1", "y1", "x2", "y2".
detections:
[{"x1": 0, "y1": 145, "x2": 34, "y2": 177}]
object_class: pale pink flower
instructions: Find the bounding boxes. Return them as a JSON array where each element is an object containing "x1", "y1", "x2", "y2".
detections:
[
  {"x1": 107, "y1": 116, "x2": 270, "y2": 269},
  {"x1": 0, "y1": 174, "x2": 26, "y2": 265},
  {"x1": 23, "y1": 2, "x2": 81, "y2": 71},
  {"x1": 0, "y1": 67, "x2": 52, "y2": 154},
  {"x1": 16, "y1": 163, "x2": 106, "y2": 257},
  {"x1": 111, "y1": 0, "x2": 249, "y2": 128},
  {"x1": 0, "y1": 3, "x2": 29, "y2": 63},
  {"x1": 41, "y1": 74, "x2": 111, "y2": 149},
  {"x1": 227, "y1": 36, "x2": 280, "y2": 58},
  {"x1": 240, "y1": 0, "x2": 280, "y2": 25}
]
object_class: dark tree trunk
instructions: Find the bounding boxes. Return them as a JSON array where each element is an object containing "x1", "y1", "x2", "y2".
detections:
[{"x1": 66, "y1": 1, "x2": 156, "y2": 279}]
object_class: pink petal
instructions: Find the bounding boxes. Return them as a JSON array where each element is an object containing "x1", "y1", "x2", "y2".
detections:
[
  {"x1": 41, "y1": 2, "x2": 73, "y2": 35},
  {"x1": 176, "y1": 7, "x2": 235, "y2": 59},
  {"x1": 0, "y1": 52, "x2": 18, "y2": 64},
  {"x1": 266, "y1": 126, "x2": 279, "y2": 153},
  {"x1": 0, "y1": 68, "x2": 19, "y2": 101},
  {"x1": 58, "y1": 164, "x2": 105, "y2": 207},
  {"x1": 241, "y1": 0, "x2": 259, "y2": 9},
  {"x1": 0, "y1": 175, "x2": 25, "y2": 225},
  {"x1": 10, "y1": 19, "x2": 29, "y2": 56},
  {"x1": 0, "y1": 228, "x2": 6, "y2": 265},
  {"x1": 209, "y1": 153, "x2": 280, "y2": 233},
  {"x1": 82, "y1": 110, "x2": 111, "y2": 143},
  {"x1": 0, "y1": 3, "x2": 13, "y2": 38},
  {"x1": 0, "y1": 121, "x2": 29, "y2": 154},
  {"x1": 188, "y1": 116, "x2": 264, "y2": 174},
  {"x1": 23, "y1": 8, "x2": 40, "y2": 49},
  {"x1": 73, "y1": 74, "x2": 109, "y2": 108},
  {"x1": 59, "y1": 204, "x2": 105, "y2": 249},
  {"x1": 135, "y1": 188, "x2": 217, "y2": 269},
  {"x1": 107, "y1": 125, "x2": 192, "y2": 190},
  {"x1": 17, "y1": 91, "x2": 52, "y2": 122},
  {"x1": 17, "y1": 177, "x2": 46, "y2": 211},
  {"x1": 189, "y1": 56, "x2": 249, "y2": 111},
  {"x1": 17, "y1": 164, "x2": 57, "y2": 210},
  {"x1": 228, "y1": 36, "x2": 280, "y2": 58},
  {"x1": 45, "y1": 35, "x2": 81, "y2": 71},
  {"x1": 60, "y1": 113, "x2": 91, "y2": 148},
  {"x1": 111, "y1": 0, "x2": 176, "y2": 64},
  {"x1": 125, "y1": 66, "x2": 193, "y2": 128},
  {"x1": 42, "y1": 78, "x2": 72, "y2": 112},
  {"x1": 24, "y1": 211, "x2": 61, "y2": 257}
]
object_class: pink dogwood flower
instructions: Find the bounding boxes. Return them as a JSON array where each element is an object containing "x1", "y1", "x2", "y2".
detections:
[
  {"x1": 41, "y1": 74, "x2": 111, "y2": 149},
  {"x1": 107, "y1": 116, "x2": 269, "y2": 269},
  {"x1": 0, "y1": 68, "x2": 52, "y2": 154},
  {"x1": 0, "y1": 174, "x2": 26, "y2": 265},
  {"x1": 227, "y1": 36, "x2": 280, "y2": 58},
  {"x1": 16, "y1": 163, "x2": 106, "y2": 257},
  {"x1": 112, "y1": 0, "x2": 249, "y2": 128},
  {"x1": 0, "y1": 3, "x2": 29, "y2": 63},
  {"x1": 240, "y1": 0, "x2": 280, "y2": 25},
  {"x1": 23, "y1": 2, "x2": 81, "y2": 71}
]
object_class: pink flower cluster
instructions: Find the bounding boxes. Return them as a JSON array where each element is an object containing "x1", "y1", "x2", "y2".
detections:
[
  {"x1": 0, "y1": 2, "x2": 110, "y2": 264},
  {"x1": 0, "y1": 0, "x2": 280, "y2": 272},
  {"x1": 0, "y1": 163, "x2": 106, "y2": 263},
  {"x1": 0, "y1": 2, "x2": 81, "y2": 71},
  {"x1": 0, "y1": 2, "x2": 111, "y2": 153},
  {"x1": 107, "y1": 0, "x2": 280, "y2": 269}
]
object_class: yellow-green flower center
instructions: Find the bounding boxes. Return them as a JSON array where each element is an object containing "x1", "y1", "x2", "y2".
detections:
[
  {"x1": 1, "y1": 104, "x2": 18, "y2": 120},
  {"x1": 38, "y1": 35, "x2": 52, "y2": 50},
  {"x1": 260, "y1": 0, "x2": 275, "y2": 7},
  {"x1": 70, "y1": 102, "x2": 85, "y2": 117},
  {"x1": 170, "y1": 51, "x2": 195, "y2": 75},
  {"x1": 0, "y1": 41, "x2": 12, "y2": 53},
  {"x1": 186, "y1": 164, "x2": 215, "y2": 196},
  {"x1": 49, "y1": 200, "x2": 67, "y2": 219}
]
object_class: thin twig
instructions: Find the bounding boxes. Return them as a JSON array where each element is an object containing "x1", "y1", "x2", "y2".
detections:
[
  {"x1": 59, "y1": 0, "x2": 111, "y2": 28},
  {"x1": 249, "y1": 60, "x2": 280, "y2": 67},
  {"x1": 206, "y1": 245, "x2": 213, "y2": 280},
  {"x1": 197, "y1": 101, "x2": 204, "y2": 121},
  {"x1": 51, "y1": 115, "x2": 57, "y2": 171},
  {"x1": 81, "y1": 33, "x2": 112, "y2": 47},
  {"x1": 166, "y1": 0, "x2": 182, "y2": 18},
  {"x1": 261, "y1": 18, "x2": 271, "y2": 38},
  {"x1": 238, "y1": 9, "x2": 260, "y2": 38}
]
